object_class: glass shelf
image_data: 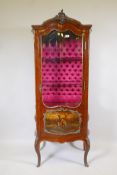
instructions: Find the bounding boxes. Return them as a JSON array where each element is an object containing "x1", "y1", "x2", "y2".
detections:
[{"x1": 42, "y1": 57, "x2": 82, "y2": 64}]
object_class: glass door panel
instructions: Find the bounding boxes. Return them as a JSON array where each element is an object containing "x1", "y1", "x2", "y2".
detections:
[{"x1": 41, "y1": 30, "x2": 83, "y2": 107}]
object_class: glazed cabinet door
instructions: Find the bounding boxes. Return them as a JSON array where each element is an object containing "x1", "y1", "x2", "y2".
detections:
[{"x1": 40, "y1": 30, "x2": 84, "y2": 135}]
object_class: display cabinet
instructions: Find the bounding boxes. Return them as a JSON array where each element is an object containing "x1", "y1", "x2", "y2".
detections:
[{"x1": 32, "y1": 10, "x2": 92, "y2": 167}]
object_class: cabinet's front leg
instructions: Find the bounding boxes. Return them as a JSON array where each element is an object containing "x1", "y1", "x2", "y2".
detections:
[
  {"x1": 35, "y1": 134, "x2": 41, "y2": 167},
  {"x1": 83, "y1": 141, "x2": 86, "y2": 151},
  {"x1": 84, "y1": 138, "x2": 90, "y2": 167}
]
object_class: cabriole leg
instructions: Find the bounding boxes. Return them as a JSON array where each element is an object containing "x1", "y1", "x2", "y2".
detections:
[
  {"x1": 35, "y1": 135, "x2": 41, "y2": 167},
  {"x1": 83, "y1": 141, "x2": 86, "y2": 151},
  {"x1": 84, "y1": 138, "x2": 90, "y2": 167}
]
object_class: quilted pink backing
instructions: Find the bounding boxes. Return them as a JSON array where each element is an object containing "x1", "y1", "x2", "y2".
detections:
[{"x1": 42, "y1": 39, "x2": 83, "y2": 107}]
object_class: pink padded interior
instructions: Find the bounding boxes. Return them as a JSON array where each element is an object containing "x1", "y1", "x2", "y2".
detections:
[{"x1": 42, "y1": 39, "x2": 83, "y2": 107}]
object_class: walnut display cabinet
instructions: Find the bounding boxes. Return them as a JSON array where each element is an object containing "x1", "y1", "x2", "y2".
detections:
[{"x1": 32, "y1": 10, "x2": 92, "y2": 167}]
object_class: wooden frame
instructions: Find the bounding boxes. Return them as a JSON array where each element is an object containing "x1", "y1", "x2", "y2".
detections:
[{"x1": 32, "y1": 10, "x2": 92, "y2": 167}]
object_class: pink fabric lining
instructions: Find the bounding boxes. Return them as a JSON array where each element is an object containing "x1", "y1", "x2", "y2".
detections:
[{"x1": 42, "y1": 39, "x2": 83, "y2": 107}]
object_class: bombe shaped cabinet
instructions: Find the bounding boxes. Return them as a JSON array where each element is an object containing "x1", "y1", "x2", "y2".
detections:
[{"x1": 32, "y1": 10, "x2": 92, "y2": 167}]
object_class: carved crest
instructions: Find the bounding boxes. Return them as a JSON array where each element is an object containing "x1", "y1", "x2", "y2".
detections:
[{"x1": 54, "y1": 9, "x2": 67, "y2": 24}]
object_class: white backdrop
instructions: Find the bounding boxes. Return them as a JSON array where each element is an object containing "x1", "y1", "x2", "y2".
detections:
[{"x1": 0, "y1": 0, "x2": 117, "y2": 143}]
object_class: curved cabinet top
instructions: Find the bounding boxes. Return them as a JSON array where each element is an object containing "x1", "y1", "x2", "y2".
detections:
[{"x1": 32, "y1": 10, "x2": 92, "y2": 33}]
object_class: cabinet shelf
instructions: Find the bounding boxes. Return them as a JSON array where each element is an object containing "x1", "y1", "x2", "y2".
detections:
[
  {"x1": 42, "y1": 82, "x2": 82, "y2": 87},
  {"x1": 42, "y1": 57, "x2": 82, "y2": 63}
]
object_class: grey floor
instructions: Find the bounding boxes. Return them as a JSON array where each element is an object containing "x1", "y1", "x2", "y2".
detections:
[{"x1": 0, "y1": 140, "x2": 117, "y2": 175}]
